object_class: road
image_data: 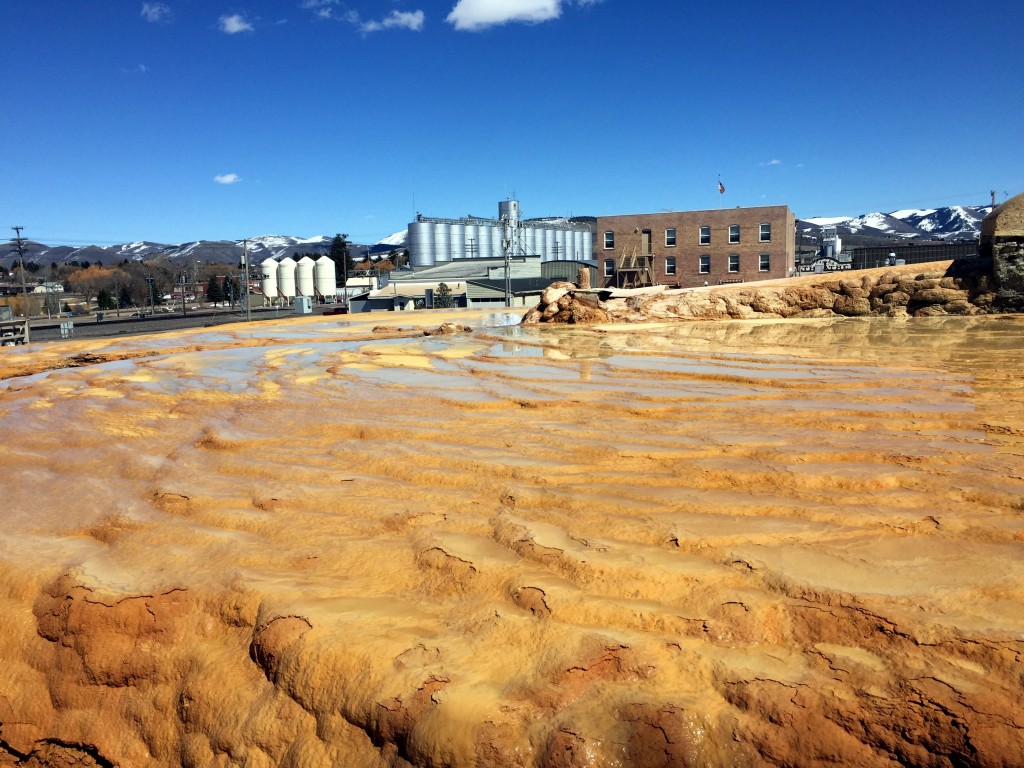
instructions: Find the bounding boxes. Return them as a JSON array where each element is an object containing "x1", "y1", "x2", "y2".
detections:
[{"x1": 24, "y1": 305, "x2": 316, "y2": 344}]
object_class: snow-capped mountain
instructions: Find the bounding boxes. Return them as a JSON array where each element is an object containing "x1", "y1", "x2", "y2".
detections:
[
  {"x1": 801, "y1": 205, "x2": 991, "y2": 246},
  {"x1": 889, "y1": 206, "x2": 989, "y2": 240},
  {"x1": 0, "y1": 233, "x2": 407, "y2": 268},
  {"x1": 377, "y1": 229, "x2": 408, "y2": 248}
]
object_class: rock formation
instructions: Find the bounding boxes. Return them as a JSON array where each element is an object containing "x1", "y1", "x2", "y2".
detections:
[
  {"x1": 981, "y1": 191, "x2": 1024, "y2": 310},
  {"x1": 524, "y1": 260, "x2": 1000, "y2": 325}
]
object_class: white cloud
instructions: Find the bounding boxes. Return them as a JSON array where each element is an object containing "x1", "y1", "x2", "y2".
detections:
[
  {"x1": 213, "y1": 173, "x2": 241, "y2": 184},
  {"x1": 447, "y1": 0, "x2": 598, "y2": 31},
  {"x1": 766, "y1": 158, "x2": 781, "y2": 166},
  {"x1": 300, "y1": 0, "x2": 338, "y2": 19},
  {"x1": 219, "y1": 14, "x2": 254, "y2": 33},
  {"x1": 361, "y1": 9, "x2": 425, "y2": 33},
  {"x1": 141, "y1": 2, "x2": 170, "y2": 22}
]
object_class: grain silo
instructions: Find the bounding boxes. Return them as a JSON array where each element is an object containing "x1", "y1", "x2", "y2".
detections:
[
  {"x1": 464, "y1": 222, "x2": 479, "y2": 258},
  {"x1": 295, "y1": 256, "x2": 315, "y2": 297},
  {"x1": 408, "y1": 220, "x2": 434, "y2": 268},
  {"x1": 434, "y1": 221, "x2": 451, "y2": 263},
  {"x1": 405, "y1": 200, "x2": 593, "y2": 267},
  {"x1": 261, "y1": 258, "x2": 278, "y2": 302},
  {"x1": 277, "y1": 257, "x2": 297, "y2": 301},
  {"x1": 314, "y1": 255, "x2": 336, "y2": 301}
]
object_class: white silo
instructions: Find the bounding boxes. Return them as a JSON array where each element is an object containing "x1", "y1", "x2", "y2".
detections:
[
  {"x1": 314, "y1": 255, "x2": 336, "y2": 302},
  {"x1": 434, "y1": 222, "x2": 452, "y2": 263},
  {"x1": 277, "y1": 256, "x2": 297, "y2": 300},
  {"x1": 572, "y1": 229, "x2": 584, "y2": 260},
  {"x1": 408, "y1": 220, "x2": 435, "y2": 268},
  {"x1": 295, "y1": 256, "x2": 315, "y2": 297},
  {"x1": 582, "y1": 229, "x2": 593, "y2": 260},
  {"x1": 261, "y1": 257, "x2": 278, "y2": 303}
]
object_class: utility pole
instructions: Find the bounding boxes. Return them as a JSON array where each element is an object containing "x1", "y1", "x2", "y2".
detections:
[
  {"x1": 342, "y1": 244, "x2": 349, "y2": 309},
  {"x1": 241, "y1": 239, "x2": 251, "y2": 321},
  {"x1": 11, "y1": 227, "x2": 28, "y2": 316}
]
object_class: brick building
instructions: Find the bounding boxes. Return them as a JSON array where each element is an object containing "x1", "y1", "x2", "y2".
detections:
[{"x1": 594, "y1": 205, "x2": 796, "y2": 288}]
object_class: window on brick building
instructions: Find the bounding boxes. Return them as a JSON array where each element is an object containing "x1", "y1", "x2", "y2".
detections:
[
  {"x1": 759, "y1": 253, "x2": 771, "y2": 272},
  {"x1": 699, "y1": 255, "x2": 710, "y2": 274},
  {"x1": 665, "y1": 228, "x2": 676, "y2": 247},
  {"x1": 759, "y1": 223, "x2": 771, "y2": 242},
  {"x1": 729, "y1": 254, "x2": 740, "y2": 272},
  {"x1": 699, "y1": 225, "x2": 710, "y2": 245},
  {"x1": 603, "y1": 231, "x2": 615, "y2": 249},
  {"x1": 729, "y1": 224, "x2": 740, "y2": 244},
  {"x1": 665, "y1": 256, "x2": 676, "y2": 275},
  {"x1": 604, "y1": 258, "x2": 615, "y2": 277}
]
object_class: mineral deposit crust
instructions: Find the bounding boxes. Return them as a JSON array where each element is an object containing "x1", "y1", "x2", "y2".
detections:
[{"x1": 1, "y1": 304, "x2": 1023, "y2": 767}]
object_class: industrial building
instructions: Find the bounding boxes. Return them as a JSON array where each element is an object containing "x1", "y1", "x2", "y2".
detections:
[
  {"x1": 848, "y1": 241, "x2": 979, "y2": 271},
  {"x1": 594, "y1": 205, "x2": 796, "y2": 288},
  {"x1": 407, "y1": 200, "x2": 594, "y2": 268},
  {"x1": 349, "y1": 255, "x2": 598, "y2": 312}
]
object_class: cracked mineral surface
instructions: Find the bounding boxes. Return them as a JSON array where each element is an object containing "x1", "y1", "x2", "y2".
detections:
[{"x1": 1, "y1": 308, "x2": 1023, "y2": 767}]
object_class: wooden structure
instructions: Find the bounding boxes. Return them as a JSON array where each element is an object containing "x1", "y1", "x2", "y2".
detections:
[
  {"x1": 615, "y1": 247, "x2": 654, "y2": 289},
  {"x1": 0, "y1": 306, "x2": 29, "y2": 345}
]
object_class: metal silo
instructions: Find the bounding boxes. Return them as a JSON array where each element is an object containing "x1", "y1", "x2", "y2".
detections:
[
  {"x1": 572, "y1": 229, "x2": 584, "y2": 260},
  {"x1": 295, "y1": 256, "x2": 315, "y2": 297},
  {"x1": 582, "y1": 229, "x2": 593, "y2": 260},
  {"x1": 477, "y1": 224, "x2": 493, "y2": 259},
  {"x1": 408, "y1": 220, "x2": 435, "y2": 268},
  {"x1": 552, "y1": 231, "x2": 569, "y2": 262},
  {"x1": 261, "y1": 257, "x2": 278, "y2": 301},
  {"x1": 464, "y1": 223, "x2": 479, "y2": 258},
  {"x1": 521, "y1": 227, "x2": 535, "y2": 255},
  {"x1": 449, "y1": 223, "x2": 465, "y2": 263},
  {"x1": 277, "y1": 256, "x2": 297, "y2": 300},
  {"x1": 498, "y1": 199, "x2": 520, "y2": 226},
  {"x1": 489, "y1": 223, "x2": 504, "y2": 257},
  {"x1": 434, "y1": 221, "x2": 451, "y2": 263},
  {"x1": 543, "y1": 228, "x2": 556, "y2": 261},
  {"x1": 314, "y1": 255, "x2": 336, "y2": 301}
]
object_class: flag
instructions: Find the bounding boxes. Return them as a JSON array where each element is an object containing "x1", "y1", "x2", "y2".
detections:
[{"x1": 718, "y1": 178, "x2": 725, "y2": 195}]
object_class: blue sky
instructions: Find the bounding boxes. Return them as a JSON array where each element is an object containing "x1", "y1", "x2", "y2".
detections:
[{"x1": 4, "y1": 0, "x2": 1023, "y2": 246}]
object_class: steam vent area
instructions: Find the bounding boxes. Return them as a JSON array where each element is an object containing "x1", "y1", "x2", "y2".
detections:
[{"x1": 2, "y1": 280, "x2": 1024, "y2": 766}]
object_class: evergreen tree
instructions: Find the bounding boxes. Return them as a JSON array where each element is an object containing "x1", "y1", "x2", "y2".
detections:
[
  {"x1": 206, "y1": 276, "x2": 224, "y2": 305},
  {"x1": 118, "y1": 284, "x2": 133, "y2": 309},
  {"x1": 221, "y1": 275, "x2": 235, "y2": 306},
  {"x1": 329, "y1": 234, "x2": 351, "y2": 285},
  {"x1": 434, "y1": 282, "x2": 455, "y2": 309},
  {"x1": 96, "y1": 288, "x2": 114, "y2": 310}
]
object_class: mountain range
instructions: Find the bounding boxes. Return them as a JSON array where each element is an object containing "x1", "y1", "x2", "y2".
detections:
[
  {"x1": 797, "y1": 205, "x2": 992, "y2": 249},
  {"x1": 1, "y1": 205, "x2": 992, "y2": 268}
]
